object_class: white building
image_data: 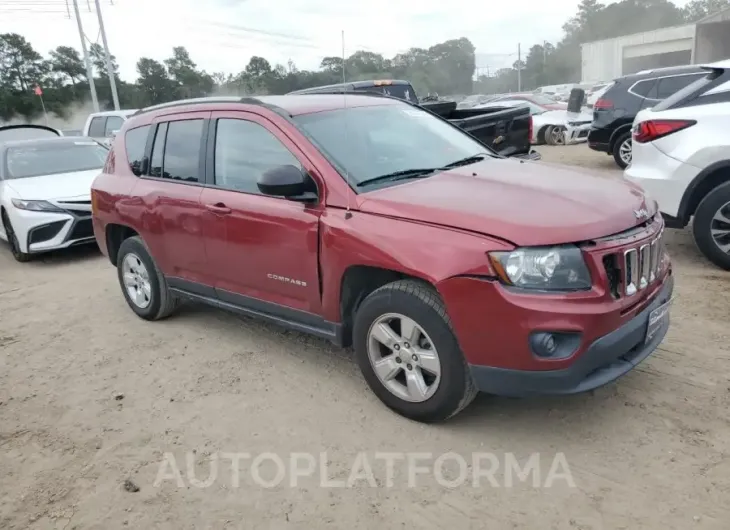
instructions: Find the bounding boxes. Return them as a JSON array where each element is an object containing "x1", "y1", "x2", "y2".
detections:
[{"x1": 581, "y1": 7, "x2": 730, "y2": 83}]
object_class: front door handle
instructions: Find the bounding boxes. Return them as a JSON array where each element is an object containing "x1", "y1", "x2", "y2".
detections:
[{"x1": 205, "y1": 203, "x2": 231, "y2": 215}]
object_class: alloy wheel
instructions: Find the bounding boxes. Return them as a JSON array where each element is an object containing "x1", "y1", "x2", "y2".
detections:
[
  {"x1": 122, "y1": 253, "x2": 152, "y2": 309},
  {"x1": 710, "y1": 201, "x2": 730, "y2": 254},
  {"x1": 619, "y1": 138, "x2": 632, "y2": 165},
  {"x1": 366, "y1": 313, "x2": 442, "y2": 403}
]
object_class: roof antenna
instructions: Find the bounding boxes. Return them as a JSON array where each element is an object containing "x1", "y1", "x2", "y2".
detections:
[{"x1": 342, "y1": 29, "x2": 353, "y2": 220}]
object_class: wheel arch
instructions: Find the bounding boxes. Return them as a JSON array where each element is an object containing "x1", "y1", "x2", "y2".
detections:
[
  {"x1": 676, "y1": 161, "x2": 730, "y2": 226},
  {"x1": 105, "y1": 223, "x2": 139, "y2": 266},
  {"x1": 608, "y1": 124, "x2": 632, "y2": 151},
  {"x1": 339, "y1": 265, "x2": 434, "y2": 347}
]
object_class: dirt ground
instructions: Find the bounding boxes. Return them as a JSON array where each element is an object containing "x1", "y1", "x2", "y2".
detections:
[{"x1": 1, "y1": 144, "x2": 729, "y2": 530}]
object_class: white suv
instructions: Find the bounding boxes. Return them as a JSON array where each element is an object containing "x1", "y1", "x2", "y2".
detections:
[{"x1": 625, "y1": 60, "x2": 730, "y2": 270}]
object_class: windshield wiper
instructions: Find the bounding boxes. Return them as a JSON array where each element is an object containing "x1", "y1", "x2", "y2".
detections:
[
  {"x1": 441, "y1": 154, "x2": 490, "y2": 169},
  {"x1": 356, "y1": 154, "x2": 492, "y2": 188},
  {"x1": 356, "y1": 168, "x2": 440, "y2": 187}
]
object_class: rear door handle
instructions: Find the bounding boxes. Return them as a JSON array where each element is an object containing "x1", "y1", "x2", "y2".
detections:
[{"x1": 205, "y1": 203, "x2": 231, "y2": 215}]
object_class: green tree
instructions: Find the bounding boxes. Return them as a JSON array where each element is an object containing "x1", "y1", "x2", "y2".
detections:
[
  {"x1": 164, "y1": 46, "x2": 213, "y2": 98},
  {"x1": 136, "y1": 57, "x2": 176, "y2": 105},
  {"x1": 48, "y1": 45, "x2": 85, "y2": 85},
  {"x1": 682, "y1": 0, "x2": 730, "y2": 21}
]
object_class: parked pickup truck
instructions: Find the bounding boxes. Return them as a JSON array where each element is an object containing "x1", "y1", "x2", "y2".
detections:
[
  {"x1": 288, "y1": 79, "x2": 536, "y2": 159},
  {"x1": 91, "y1": 94, "x2": 673, "y2": 423}
]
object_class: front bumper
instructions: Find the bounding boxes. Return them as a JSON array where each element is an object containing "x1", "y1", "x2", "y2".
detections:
[
  {"x1": 564, "y1": 123, "x2": 591, "y2": 144},
  {"x1": 468, "y1": 275, "x2": 673, "y2": 396},
  {"x1": 9, "y1": 206, "x2": 95, "y2": 254}
]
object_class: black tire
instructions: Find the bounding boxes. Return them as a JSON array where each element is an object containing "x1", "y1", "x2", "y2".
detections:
[
  {"x1": 352, "y1": 279, "x2": 478, "y2": 423},
  {"x1": 1, "y1": 211, "x2": 32, "y2": 262},
  {"x1": 116, "y1": 236, "x2": 179, "y2": 320},
  {"x1": 692, "y1": 181, "x2": 730, "y2": 270},
  {"x1": 612, "y1": 132, "x2": 632, "y2": 169}
]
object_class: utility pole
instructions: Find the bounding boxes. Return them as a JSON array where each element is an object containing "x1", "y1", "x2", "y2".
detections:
[
  {"x1": 94, "y1": 0, "x2": 120, "y2": 110},
  {"x1": 517, "y1": 43, "x2": 522, "y2": 92},
  {"x1": 72, "y1": 0, "x2": 99, "y2": 112}
]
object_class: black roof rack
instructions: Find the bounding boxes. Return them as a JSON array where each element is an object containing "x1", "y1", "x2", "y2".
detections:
[{"x1": 132, "y1": 96, "x2": 292, "y2": 118}]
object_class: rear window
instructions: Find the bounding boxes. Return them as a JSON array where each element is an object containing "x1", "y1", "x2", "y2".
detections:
[
  {"x1": 652, "y1": 69, "x2": 718, "y2": 112},
  {"x1": 5, "y1": 141, "x2": 108, "y2": 179},
  {"x1": 353, "y1": 84, "x2": 417, "y2": 102},
  {"x1": 0, "y1": 126, "x2": 60, "y2": 142},
  {"x1": 125, "y1": 125, "x2": 150, "y2": 176}
]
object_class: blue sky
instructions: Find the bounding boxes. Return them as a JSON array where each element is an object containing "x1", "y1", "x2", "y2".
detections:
[{"x1": 0, "y1": 0, "x2": 694, "y2": 81}]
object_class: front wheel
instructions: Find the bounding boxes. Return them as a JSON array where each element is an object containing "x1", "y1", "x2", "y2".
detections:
[
  {"x1": 612, "y1": 132, "x2": 632, "y2": 169},
  {"x1": 353, "y1": 280, "x2": 477, "y2": 423},
  {"x1": 692, "y1": 181, "x2": 730, "y2": 270}
]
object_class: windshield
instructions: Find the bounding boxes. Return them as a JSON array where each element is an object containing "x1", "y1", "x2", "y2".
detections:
[
  {"x1": 294, "y1": 104, "x2": 490, "y2": 188},
  {"x1": 5, "y1": 141, "x2": 108, "y2": 179}
]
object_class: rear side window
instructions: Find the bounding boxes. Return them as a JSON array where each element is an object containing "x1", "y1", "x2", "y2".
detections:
[
  {"x1": 656, "y1": 74, "x2": 706, "y2": 100},
  {"x1": 105, "y1": 116, "x2": 124, "y2": 136},
  {"x1": 653, "y1": 70, "x2": 718, "y2": 112},
  {"x1": 125, "y1": 125, "x2": 150, "y2": 176},
  {"x1": 88, "y1": 117, "x2": 106, "y2": 137},
  {"x1": 149, "y1": 123, "x2": 168, "y2": 178},
  {"x1": 157, "y1": 119, "x2": 204, "y2": 182}
]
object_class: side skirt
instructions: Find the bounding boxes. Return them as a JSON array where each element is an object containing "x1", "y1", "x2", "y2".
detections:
[{"x1": 167, "y1": 277, "x2": 344, "y2": 346}]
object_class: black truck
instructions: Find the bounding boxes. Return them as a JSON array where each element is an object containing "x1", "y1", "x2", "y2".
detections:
[{"x1": 288, "y1": 80, "x2": 539, "y2": 159}]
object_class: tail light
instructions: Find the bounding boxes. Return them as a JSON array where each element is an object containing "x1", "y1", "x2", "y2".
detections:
[
  {"x1": 593, "y1": 98, "x2": 613, "y2": 109},
  {"x1": 633, "y1": 119, "x2": 696, "y2": 143}
]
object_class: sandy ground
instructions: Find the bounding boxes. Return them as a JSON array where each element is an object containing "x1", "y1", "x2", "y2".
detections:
[{"x1": 1, "y1": 144, "x2": 729, "y2": 530}]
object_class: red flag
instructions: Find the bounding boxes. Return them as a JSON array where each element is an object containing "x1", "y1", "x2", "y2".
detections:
[{"x1": 34, "y1": 85, "x2": 43, "y2": 96}]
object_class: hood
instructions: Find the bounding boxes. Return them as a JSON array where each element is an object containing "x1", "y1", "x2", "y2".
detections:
[
  {"x1": 544, "y1": 103, "x2": 568, "y2": 110},
  {"x1": 3, "y1": 169, "x2": 99, "y2": 201},
  {"x1": 357, "y1": 159, "x2": 654, "y2": 246}
]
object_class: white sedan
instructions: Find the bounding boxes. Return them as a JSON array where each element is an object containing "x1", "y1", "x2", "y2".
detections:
[
  {"x1": 474, "y1": 99, "x2": 593, "y2": 145},
  {"x1": 0, "y1": 127, "x2": 109, "y2": 262}
]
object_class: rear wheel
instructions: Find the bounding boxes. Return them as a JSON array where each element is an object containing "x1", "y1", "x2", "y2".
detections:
[
  {"x1": 612, "y1": 132, "x2": 632, "y2": 169},
  {"x1": 116, "y1": 236, "x2": 179, "y2": 320},
  {"x1": 353, "y1": 280, "x2": 477, "y2": 423},
  {"x1": 1, "y1": 212, "x2": 32, "y2": 262},
  {"x1": 692, "y1": 181, "x2": 730, "y2": 270}
]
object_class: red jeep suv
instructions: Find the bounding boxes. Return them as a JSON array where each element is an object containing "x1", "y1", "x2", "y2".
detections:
[{"x1": 91, "y1": 94, "x2": 673, "y2": 423}]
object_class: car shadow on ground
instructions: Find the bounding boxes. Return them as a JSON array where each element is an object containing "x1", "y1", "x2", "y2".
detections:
[
  {"x1": 170, "y1": 299, "x2": 628, "y2": 433},
  {"x1": 27, "y1": 243, "x2": 103, "y2": 266}
]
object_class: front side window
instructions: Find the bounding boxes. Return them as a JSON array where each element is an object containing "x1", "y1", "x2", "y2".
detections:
[
  {"x1": 294, "y1": 103, "x2": 491, "y2": 189},
  {"x1": 214, "y1": 118, "x2": 300, "y2": 194},
  {"x1": 5, "y1": 141, "x2": 108, "y2": 179}
]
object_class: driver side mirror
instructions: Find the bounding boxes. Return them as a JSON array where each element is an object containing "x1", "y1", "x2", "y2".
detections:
[{"x1": 257, "y1": 164, "x2": 317, "y2": 202}]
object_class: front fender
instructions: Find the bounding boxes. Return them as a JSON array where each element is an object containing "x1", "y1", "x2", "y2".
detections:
[{"x1": 318, "y1": 209, "x2": 513, "y2": 322}]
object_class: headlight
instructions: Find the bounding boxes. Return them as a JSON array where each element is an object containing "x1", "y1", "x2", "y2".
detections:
[
  {"x1": 11, "y1": 199, "x2": 64, "y2": 212},
  {"x1": 488, "y1": 246, "x2": 591, "y2": 291}
]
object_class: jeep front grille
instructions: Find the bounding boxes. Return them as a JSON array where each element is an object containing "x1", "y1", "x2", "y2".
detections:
[{"x1": 604, "y1": 229, "x2": 664, "y2": 298}]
